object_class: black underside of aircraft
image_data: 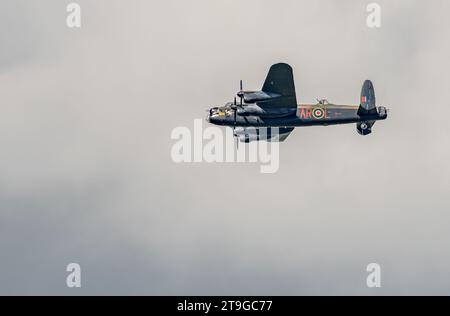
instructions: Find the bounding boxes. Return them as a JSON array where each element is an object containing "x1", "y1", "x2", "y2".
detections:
[{"x1": 206, "y1": 63, "x2": 388, "y2": 142}]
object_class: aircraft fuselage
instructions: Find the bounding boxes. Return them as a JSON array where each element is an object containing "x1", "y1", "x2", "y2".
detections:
[{"x1": 207, "y1": 104, "x2": 387, "y2": 128}]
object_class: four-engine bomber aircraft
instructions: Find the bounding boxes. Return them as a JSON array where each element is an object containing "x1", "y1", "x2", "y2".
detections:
[{"x1": 206, "y1": 63, "x2": 388, "y2": 142}]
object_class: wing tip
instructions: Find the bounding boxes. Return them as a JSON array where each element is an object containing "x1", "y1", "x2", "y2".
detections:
[{"x1": 270, "y1": 62, "x2": 292, "y2": 70}]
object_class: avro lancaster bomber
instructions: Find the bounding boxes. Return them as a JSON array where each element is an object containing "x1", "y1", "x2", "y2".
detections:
[{"x1": 206, "y1": 63, "x2": 388, "y2": 142}]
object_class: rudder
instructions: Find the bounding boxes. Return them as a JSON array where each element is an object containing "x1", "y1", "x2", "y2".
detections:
[{"x1": 358, "y1": 80, "x2": 377, "y2": 116}]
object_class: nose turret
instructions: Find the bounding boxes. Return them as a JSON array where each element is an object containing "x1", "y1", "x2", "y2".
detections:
[
  {"x1": 206, "y1": 106, "x2": 235, "y2": 126},
  {"x1": 206, "y1": 107, "x2": 222, "y2": 125}
]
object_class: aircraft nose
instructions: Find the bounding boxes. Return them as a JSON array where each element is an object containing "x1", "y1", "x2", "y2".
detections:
[{"x1": 205, "y1": 108, "x2": 211, "y2": 123}]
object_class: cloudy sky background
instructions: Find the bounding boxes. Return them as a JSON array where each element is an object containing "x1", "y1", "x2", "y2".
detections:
[{"x1": 1, "y1": 0, "x2": 449, "y2": 295}]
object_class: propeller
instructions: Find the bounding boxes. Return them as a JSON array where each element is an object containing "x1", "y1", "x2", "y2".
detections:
[
  {"x1": 232, "y1": 97, "x2": 237, "y2": 125},
  {"x1": 231, "y1": 97, "x2": 237, "y2": 110},
  {"x1": 232, "y1": 80, "x2": 246, "y2": 149},
  {"x1": 237, "y1": 80, "x2": 244, "y2": 106},
  {"x1": 232, "y1": 97, "x2": 239, "y2": 149}
]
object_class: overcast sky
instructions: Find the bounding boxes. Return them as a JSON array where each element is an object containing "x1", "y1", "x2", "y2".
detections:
[{"x1": 1, "y1": 0, "x2": 450, "y2": 295}]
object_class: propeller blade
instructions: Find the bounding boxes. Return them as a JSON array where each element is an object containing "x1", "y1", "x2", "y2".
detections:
[
  {"x1": 239, "y1": 80, "x2": 244, "y2": 105},
  {"x1": 233, "y1": 127, "x2": 239, "y2": 149},
  {"x1": 232, "y1": 125, "x2": 237, "y2": 149}
]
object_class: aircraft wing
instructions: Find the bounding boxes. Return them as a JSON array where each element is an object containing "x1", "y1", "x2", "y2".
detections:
[
  {"x1": 271, "y1": 127, "x2": 295, "y2": 142},
  {"x1": 258, "y1": 63, "x2": 297, "y2": 110},
  {"x1": 276, "y1": 131, "x2": 292, "y2": 142}
]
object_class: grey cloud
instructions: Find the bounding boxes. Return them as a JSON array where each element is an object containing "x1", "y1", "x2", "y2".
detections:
[{"x1": 0, "y1": 0, "x2": 450, "y2": 295}]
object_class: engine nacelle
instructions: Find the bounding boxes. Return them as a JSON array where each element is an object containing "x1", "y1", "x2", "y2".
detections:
[
  {"x1": 236, "y1": 104, "x2": 266, "y2": 116},
  {"x1": 238, "y1": 91, "x2": 281, "y2": 104},
  {"x1": 238, "y1": 134, "x2": 259, "y2": 143},
  {"x1": 233, "y1": 127, "x2": 294, "y2": 142},
  {"x1": 234, "y1": 127, "x2": 262, "y2": 143}
]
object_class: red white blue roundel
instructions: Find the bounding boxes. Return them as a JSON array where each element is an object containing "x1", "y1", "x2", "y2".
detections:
[{"x1": 312, "y1": 107, "x2": 325, "y2": 119}]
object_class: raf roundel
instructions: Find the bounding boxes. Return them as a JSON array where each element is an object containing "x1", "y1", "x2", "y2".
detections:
[{"x1": 312, "y1": 107, "x2": 325, "y2": 120}]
